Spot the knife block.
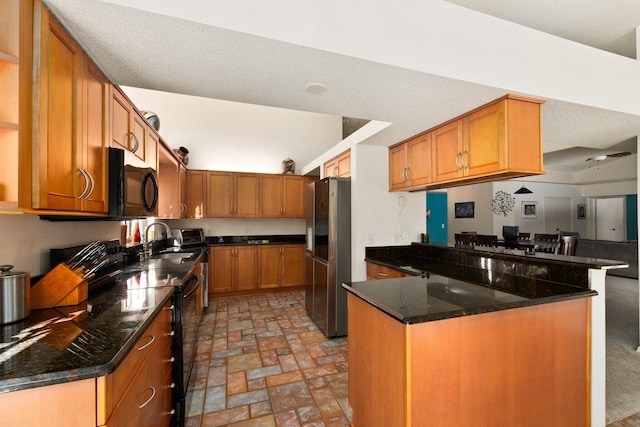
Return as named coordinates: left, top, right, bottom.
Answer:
left=31, top=263, right=89, bottom=309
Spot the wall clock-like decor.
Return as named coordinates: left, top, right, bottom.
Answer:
left=492, top=190, right=516, bottom=216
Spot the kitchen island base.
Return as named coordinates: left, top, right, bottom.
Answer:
left=348, top=293, right=591, bottom=427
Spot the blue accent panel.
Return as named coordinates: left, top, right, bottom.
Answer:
left=626, top=194, right=637, bottom=241
left=426, top=192, right=448, bottom=244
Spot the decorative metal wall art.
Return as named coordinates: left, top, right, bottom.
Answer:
left=492, top=191, right=516, bottom=216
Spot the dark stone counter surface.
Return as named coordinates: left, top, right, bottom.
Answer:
left=342, top=242, right=621, bottom=324
left=0, top=250, right=204, bottom=394
left=206, top=234, right=304, bottom=246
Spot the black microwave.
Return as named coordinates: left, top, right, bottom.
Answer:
left=108, top=147, right=158, bottom=218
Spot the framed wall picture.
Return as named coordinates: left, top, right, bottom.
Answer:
left=577, top=204, right=586, bottom=219
left=522, top=201, right=537, bottom=219
left=454, top=201, right=475, bottom=218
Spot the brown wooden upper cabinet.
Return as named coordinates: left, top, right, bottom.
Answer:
left=390, top=94, right=545, bottom=191
left=157, top=142, right=181, bottom=218
left=260, top=175, right=306, bottom=218
left=389, top=133, right=432, bottom=191
left=111, top=86, right=157, bottom=168
left=324, top=149, right=351, bottom=178
left=32, top=5, right=108, bottom=213
left=182, top=168, right=205, bottom=218
left=207, top=171, right=259, bottom=218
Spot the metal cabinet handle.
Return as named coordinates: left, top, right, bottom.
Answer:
left=378, top=272, right=389, bottom=277
left=129, top=132, right=140, bottom=153
left=137, top=334, right=155, bottom=351
left=406, top=167, right=410, bottom=182
left=77, top=169, right=89, bottom=199
left=455, top=153, right=461, bottom=171
left=167, top=305, right=175, bottom=311
left=463, top=150, right=469, bottom=169
left=139, top=386, right=156, bottom=409
left=169, top=356, right=175, bottom=363
left=85, top=170, right=95, bottom=199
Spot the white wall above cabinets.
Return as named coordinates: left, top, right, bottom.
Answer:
left=121, top=86, right=342, bottom=174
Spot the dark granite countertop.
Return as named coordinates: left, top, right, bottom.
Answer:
left=345, top=242, right=606, bottom=324
left=344, top=274, right=595, bottom=325
left=206, top=234, right=304, bottom=246
left=0, top=250, right=205, bottom=394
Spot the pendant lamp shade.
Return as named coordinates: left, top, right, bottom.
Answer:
left=514, top=183, right=533, bottom=194
left=514, top=186, right=533, bottom=194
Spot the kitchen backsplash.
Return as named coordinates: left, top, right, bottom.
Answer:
left=0, top=215, right=306, bottom=276
left=0, top=215, right=120, bottom=276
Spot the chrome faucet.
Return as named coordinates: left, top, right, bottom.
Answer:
left=144, top=221, right=172, bottom=256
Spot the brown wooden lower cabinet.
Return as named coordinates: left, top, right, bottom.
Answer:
left=0, top=301, right=173, bottom=427
left=258, top=244, right=306, bottom=289
left=209, top=246, right=258, bottom=293
left=348, top=293, right=590, bottom=427
left=209, top=244, right=306, bottom=295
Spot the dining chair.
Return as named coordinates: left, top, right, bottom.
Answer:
left=476, top=234, right=498, bottom=247
left=517, top=232, right=530, bottom=240
left=533, top=233, right=560, bottom=253
left=558, top=234, right=579, bottom=256
left=455, top=233, right=476, bottom=247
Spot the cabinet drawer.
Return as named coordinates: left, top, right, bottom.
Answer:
left=366, top=263, right=412, bottom=280
left=97, top=302, right=173, bottom=425
left=105, top=319, right=173, bottom=427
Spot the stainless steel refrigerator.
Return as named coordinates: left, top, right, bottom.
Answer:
left=305, top=177, right=351, bottom=337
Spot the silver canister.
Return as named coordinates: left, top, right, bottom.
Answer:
left=0, top=265, right=31, bottom=324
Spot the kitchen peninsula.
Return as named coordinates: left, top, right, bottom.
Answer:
left=344, top=243, right=628, bottom=427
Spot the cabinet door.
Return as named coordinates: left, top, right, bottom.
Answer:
left=282, top=244, right=305, bottom=287
left=111, top=88, right=133, bottom=152
left=464, top=100, right=505, bottom=177
left=324, top=159, right=337, bottom=178
left=260, top=174, right=283, bottom=217
left=185, top=170, right=206, bottom=218
left=234, top=173, right=259, bottom=217
left=407, top=133, right=431, bottom=187
left=207, top=171, right=233, bottom=217
left=235, top=246, right=258, bottom=291
left=146, top=128, right=159, bottom=171
left=131, top=112, right=146, bottom=163
left=282, top=175, right=305, bottom=218
left=209, top=247, right=233, bottom=292
left=336, top=151, right=351, bottom=177
left=432, top=119, right=464, bottom=182
left=157, top=143, right=180, bottom=218
left=35, top=8, right=82, bottom=211
left=179, top=163, right=186, bottom=217
left=258, top=246, right=282, bottom=289
left=81, top=58, right=108, bottom=213
left=388, top=143, right=408, bottom=190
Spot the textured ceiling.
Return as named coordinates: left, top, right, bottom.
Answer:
left=447, top=0, right=639, bottom=59
left=41, top=0, right=640, bottom=182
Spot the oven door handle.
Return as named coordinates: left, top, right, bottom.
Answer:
left=182, top=274, right=200, bottom=299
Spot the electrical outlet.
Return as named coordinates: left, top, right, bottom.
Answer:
left=401, top=232, right=408, bottom=240
left=398, top=195, right=406, bottom=207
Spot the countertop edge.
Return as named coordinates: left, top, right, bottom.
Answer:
left=342, top=282, right=597, bottom=325
left=0, top=286, right=174, bottom=394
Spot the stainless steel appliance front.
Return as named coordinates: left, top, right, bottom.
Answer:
left=305, top=177, right=351, bottom=337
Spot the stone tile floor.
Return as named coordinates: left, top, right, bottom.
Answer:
left=185, top=290, right=352, bottom=427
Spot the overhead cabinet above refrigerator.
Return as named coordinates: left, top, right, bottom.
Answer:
left=305, top=177, right=351, bottom=337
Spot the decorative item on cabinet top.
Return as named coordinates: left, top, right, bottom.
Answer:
left=282, top=158, right=295, bottom=174
left=141, top=110, right=160, bottom=131
left=173, top=146, right=189, bottom=165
